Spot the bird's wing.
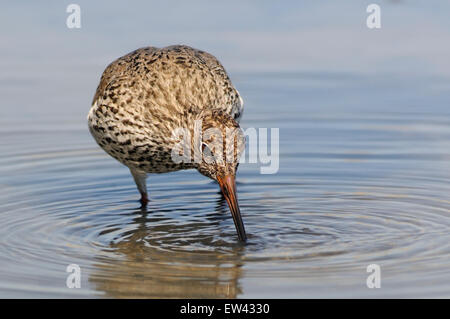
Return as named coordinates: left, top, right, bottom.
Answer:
left=92, top=47, right=159, bottom=105
left=93, top=45, right=244, bottom=122
left=192, top=47, right=244, bottom=122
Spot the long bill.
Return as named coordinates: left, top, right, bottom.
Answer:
left=217, top=174, right=247, bottom=242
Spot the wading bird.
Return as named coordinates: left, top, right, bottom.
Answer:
left=87, top=45, right=247, bottom=241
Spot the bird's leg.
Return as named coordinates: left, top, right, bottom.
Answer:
left=130, top=168, right=149, bottom=206
left=139, top=192, right=149, bottom=206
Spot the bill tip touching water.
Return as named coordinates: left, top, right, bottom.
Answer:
left=87, top=45, right=247, bottom=241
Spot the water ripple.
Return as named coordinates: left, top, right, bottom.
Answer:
left=1, top=124, right=450, bottom=298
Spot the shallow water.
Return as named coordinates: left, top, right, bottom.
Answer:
left=2, top=1, right=450, bottom=298
left=1, top=71, right=450, bottom=298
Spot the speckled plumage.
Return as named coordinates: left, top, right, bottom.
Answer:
left=88, top=45, right=244, bottom=173
left=88, top=45, right=247, bottom=240
left=89, top=45, right=246, bottom=187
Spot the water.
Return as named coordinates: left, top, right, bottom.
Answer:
left=1, top=1, right=450, bottom=298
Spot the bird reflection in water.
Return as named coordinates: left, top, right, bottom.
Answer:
left=89, top=195, right=245, bottom=298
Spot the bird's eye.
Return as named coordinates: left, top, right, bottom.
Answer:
left=202, top=142, right=216, bottom=164
left=201, top=142, right=211, bottom=158
left=201, top=142, right=208, bottom=153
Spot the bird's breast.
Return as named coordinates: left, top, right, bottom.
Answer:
left=88, top=100, right=193, bottom=173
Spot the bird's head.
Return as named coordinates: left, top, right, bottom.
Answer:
left=195, top=110, right=247, bottom=241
